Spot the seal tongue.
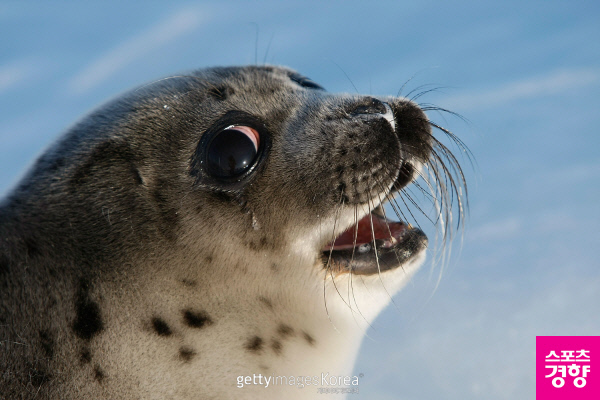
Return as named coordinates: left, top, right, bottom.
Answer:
left=324, top=213, right=406, bottom=251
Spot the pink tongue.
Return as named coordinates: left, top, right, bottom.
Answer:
left=324, top=213, right=406, bottom=251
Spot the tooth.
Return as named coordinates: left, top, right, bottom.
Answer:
left=358, top=244, right=371, bottom=253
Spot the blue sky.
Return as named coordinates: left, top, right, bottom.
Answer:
left=1, top=1, right=599, bottom=398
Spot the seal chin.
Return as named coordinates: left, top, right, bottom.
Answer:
left=321, top=205, right=428, bottom=275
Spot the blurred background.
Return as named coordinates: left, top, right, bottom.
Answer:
left=1, top=1, right=598, bottom=398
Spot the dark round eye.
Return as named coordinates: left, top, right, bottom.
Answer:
left=206, top=125, right=260, bottom=178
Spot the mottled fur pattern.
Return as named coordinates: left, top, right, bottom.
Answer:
left=0, top=66, right=463, bottom=399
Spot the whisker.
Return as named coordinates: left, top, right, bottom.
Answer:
left=396, top=68, right=436, bottom=97
left=323, top=191, right=346, bottom=329
left=331, top=61, right=360, bottom=94
left=325, top=192, right=361, bottom=320
left=403, top=83, right=441, bottom=100
left=429, top=121, right=475, bottom=167
left=373, top=179, right=408, bottom=275
left=419, top=105, right=471, bottom=125
left=262, top=33, right=275, bottom=65
left=408, top=86, right=449, bottom=103
left=379, top=165, right=430, bottom=231
left=347, top=204, right=375, bottom=328
left=346, top=205, right=358, bottom=312
left=366, top=183, right=397, bottom=307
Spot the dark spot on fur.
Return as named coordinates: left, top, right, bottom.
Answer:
left=80, top=348, right=92, bottom=364
left=151, top=317, right=172, bottom=336
left=180, top=279, right=197, bottom=287
left=302, top=331, right=316, bottom=346
left=73, top=300, right=103, bottom=340
left=204, top=255, right=213, bottom=264
left=259, top=364, right=270, bottom=372
left=183, top=309, right=213, bottom=329
left=271, top=338, right=282, bottom=355
left=245, top=336, right=263, bottom=353
left=73, top=279, right=104, bottom=340
left=258, top=296, right=273, bottom=310
left=270, top=263, right=279, bottom=272
left=39, top=330, right=54, bottom=359
left=24, top=236, right=41, bottom=258
left=277, top=324, right=294, bottom=338
left=94, top=365, right=105, bottom=382
left=179, top=347, right=196, bottom=362
left=247, top=236, right=272, bottom=252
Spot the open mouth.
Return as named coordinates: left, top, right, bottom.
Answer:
left=322, top=205, right=428, bottom=275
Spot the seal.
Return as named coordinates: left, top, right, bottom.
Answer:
left=0, top=65, right=466, bottom=399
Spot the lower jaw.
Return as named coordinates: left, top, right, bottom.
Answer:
left=321, top=211, right=428, bottom=276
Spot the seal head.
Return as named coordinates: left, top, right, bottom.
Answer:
left=0, top=65, right=466, bottom=399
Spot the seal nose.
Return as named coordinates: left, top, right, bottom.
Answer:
left=349, top=97, right=396, bottom=132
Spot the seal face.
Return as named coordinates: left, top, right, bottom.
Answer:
left=0, top=65, right=466, bottom=399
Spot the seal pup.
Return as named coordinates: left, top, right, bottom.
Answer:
left=0, top=65, right=466, bottom=399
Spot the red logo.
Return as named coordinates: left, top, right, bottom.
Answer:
left=536, top=336, right=598, bottom=399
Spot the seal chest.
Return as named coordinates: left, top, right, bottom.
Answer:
left=0, top=65, right=465, bottom=399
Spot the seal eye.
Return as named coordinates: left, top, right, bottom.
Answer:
left=190, top=110, right=270, bottom=188
left=206, top=126, right=260, bottom=178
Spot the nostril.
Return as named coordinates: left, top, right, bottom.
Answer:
left=349, top=97, right=387, bottom=115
